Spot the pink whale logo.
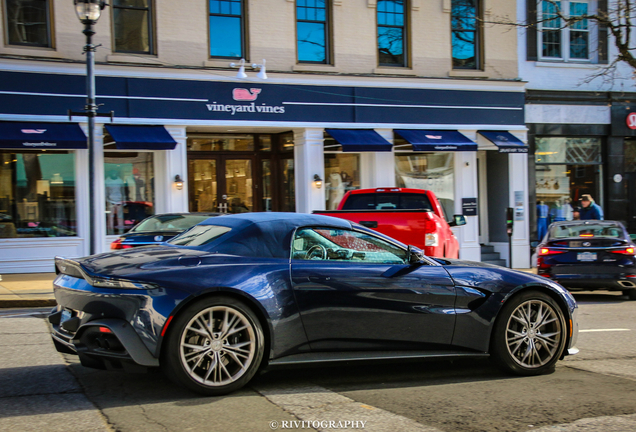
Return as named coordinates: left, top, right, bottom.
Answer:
left=232, top=88, right=262, bottom=101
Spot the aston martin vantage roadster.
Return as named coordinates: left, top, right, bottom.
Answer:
left=49, top=213, right=579, bottom=395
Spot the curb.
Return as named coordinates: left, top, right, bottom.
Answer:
left=0, top=299, right=57, bottom=309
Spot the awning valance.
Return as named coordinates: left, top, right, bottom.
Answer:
left=479, top=131, right=528, bottom=153
left=394, top=130, right=477, bottom=151
left=104, top=125, right=177, bottom=150
left=325, top=129, right=392, bottom=152
left=0, top=121, right=87, bottom=150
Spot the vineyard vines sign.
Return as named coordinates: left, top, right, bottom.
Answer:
left=205, top=88, right=285, bottom=115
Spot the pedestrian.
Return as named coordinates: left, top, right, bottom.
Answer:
left=578, top=194, right=604, bottom=220
left=572, top=206, right=581, bottom=221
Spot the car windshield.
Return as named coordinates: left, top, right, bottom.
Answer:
left=168, top=225, right=231, bottom=246
left=550, top=223, right=624, bottom=239
left=131, top=214, right=213, bottom=233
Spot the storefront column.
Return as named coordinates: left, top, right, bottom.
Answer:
left=360, top=129, right=395, bottom=188
left=509, top=152, right=531, bottom=268
left=453, top=151, right=480, bottom=261
left=294, top=128, right=325, bottom=213
left=155, top=126, right=188, bottom=213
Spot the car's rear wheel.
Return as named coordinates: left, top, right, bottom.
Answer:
left=623, top=289, right=636, bottom=301
left=491, top=290, right=567, bottom=375
left=162, top=296, right=264, bottom=395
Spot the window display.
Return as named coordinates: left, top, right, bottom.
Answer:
left=0, top=151, right=76, bottom=238
left=395, top=153, right=455, bottom=222
left=324, top=154, right=360, bottom=210
left=104, top=152, right=154, bottom=235
left=535, top=137, right=602, bottom=231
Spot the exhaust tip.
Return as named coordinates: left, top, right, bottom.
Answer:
left=618, top=280, right=636, bottom=288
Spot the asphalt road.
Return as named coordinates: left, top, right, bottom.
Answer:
left=1, top=292, right=636, bottom=432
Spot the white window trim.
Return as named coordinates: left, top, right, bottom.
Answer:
left=538, top=0, right=598, bottom=63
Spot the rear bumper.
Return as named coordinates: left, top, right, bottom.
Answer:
left=48, top=273, right=188, bottom=370
left=547, top=274, right=636, bottom=291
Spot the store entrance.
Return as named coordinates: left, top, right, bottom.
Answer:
left=189, top=157, right=254, bottom=214
left=187, top=132, right=295, bottom=213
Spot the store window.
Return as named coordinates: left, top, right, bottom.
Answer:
left=0, top=151, right=76, bottom=238
left=324, top=154, right=360, bottom=210
left=104, top=152, right=154, bottom=235
left=112, top=0, right=153, bottom=54
left=535, top=137, right=602, bottom=234
left=377, top=0, right=407, bottom=66
left=296, top=0, right=329, bottom=63
left=5, top=0, right=52, bottom=47
left=395, top=152, right=455, bottom=222
left=209, top=0, right=244, bottom=58
left=451, top=0, right=480, bottom=69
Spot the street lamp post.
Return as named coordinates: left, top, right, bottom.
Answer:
left=74, top=0, right=107, bottom=255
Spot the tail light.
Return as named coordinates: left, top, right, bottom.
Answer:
left=610, top=247, right=635, bottom=255
left=539, top=248, right=566, bottom=256
left=425, top=232, right=439, bottom=247
left=110, top=238, right=133, bottom=250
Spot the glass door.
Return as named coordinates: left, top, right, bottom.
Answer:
left=188, top=157, right=253, bottom=213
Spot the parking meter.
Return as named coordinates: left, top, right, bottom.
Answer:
left=506, top=207, right=514, bottom=268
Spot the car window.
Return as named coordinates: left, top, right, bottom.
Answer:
left=550, top=223, right=624, bottom=239
left=168, top=225, right=231, bottom=246
left=292, top=227, right=407, bottom=264
left=133, top=214, right=213, bottom=232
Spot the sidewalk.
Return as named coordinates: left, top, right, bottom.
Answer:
left=0, top=267, right=537, bottom=309
left=0, top=273, right=57, bottom=308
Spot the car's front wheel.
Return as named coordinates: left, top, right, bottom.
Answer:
left=491, top=290, right=567, bottom=375
left=162, top=296, right=265, bottom=395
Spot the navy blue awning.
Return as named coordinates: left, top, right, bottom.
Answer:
left=479, top=131, right=528, bottom=153
left=105, top=125, right=177, bottom=150
left=0, top=121, right=87, bottom=149
left=325, top=129, right=392, bottom=152
left=394, top=130, right=477, bottom=151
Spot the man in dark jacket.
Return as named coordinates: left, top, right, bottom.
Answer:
left=579, top=194, right=604, bottom=220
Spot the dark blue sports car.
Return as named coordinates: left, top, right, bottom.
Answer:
left=537, top=220, right=636, bottom=299
left=49, top=213, right=579, bottom=395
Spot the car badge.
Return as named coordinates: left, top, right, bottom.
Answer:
left=154, top=235, right=164, bottom=242
left=583, top=242, right=591, bottom=247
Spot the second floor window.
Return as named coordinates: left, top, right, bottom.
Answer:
left=112, top=0, right=153, bottom=54
left=209, top=0, right=244, bottom=59
left=377, top=0, right=406, bottom=67
left=296, top=0, right=329, bottom=63
left=5, top=0, right=51, bottom=47
left=451, top=0, right=480, bottom=69
left=540, top=0, right=589, bottom=60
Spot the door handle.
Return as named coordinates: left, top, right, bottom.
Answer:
left=359, top=221, right=378, bottom=228
left=309, top=276, right=330, bottom=281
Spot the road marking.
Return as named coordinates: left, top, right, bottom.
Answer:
left=579, top=329, right=631, bottom=333
left=256, top=384, right=442, bottom=431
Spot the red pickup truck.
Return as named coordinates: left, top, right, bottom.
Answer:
left=314, top=188, right=466, bottom=258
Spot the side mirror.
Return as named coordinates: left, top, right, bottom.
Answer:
left=407, top=245, right=423, bottom=265
left=449, top=214, right=466, bottom=227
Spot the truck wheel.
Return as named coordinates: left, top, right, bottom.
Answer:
left=491, top=290, right=567, bottom=376
left=162, top=296, right=265, bottom=395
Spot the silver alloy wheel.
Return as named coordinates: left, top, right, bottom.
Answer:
left=505, top=299, right=562, bottom=369
left=179, top=306, right=256, bottom=386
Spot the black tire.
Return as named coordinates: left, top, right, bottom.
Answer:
left=623, top=289, right=636, bottom=301
left=162, top=296, right=265, bottom=396
left=491, top=290, right=567, bottom=376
